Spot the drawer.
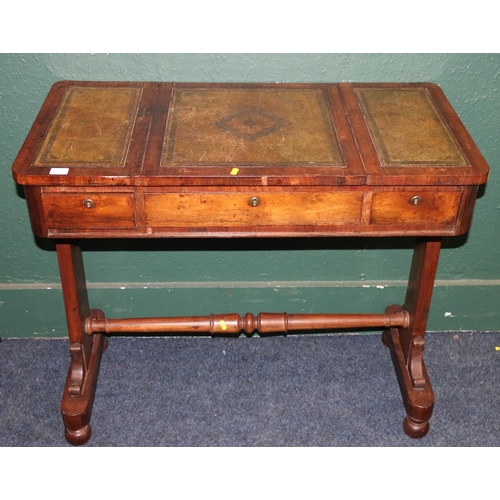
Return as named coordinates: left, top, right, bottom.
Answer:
left=41, top=193, right=136, bottom=229
left=370, top=191, right=462, bottom=225
left=144, top=192, right=362, bottom=227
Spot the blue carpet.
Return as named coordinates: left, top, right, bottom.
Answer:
left=1, top=331, right=499, bottom=446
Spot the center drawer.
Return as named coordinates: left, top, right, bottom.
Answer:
left=144, top=192, right=362, bottom=227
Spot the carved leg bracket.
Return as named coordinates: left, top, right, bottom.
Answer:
left=67, top=343, right=85, bottom=396
left=383, top=321, right=434, bottom=438
left=60, top=327, right=107, bottom=446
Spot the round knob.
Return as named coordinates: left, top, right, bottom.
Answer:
left=408, top=196, right=422, bottom=206
left=82, top=199, right=95, bottom=209
left=248, top=196, right=261, bottom=207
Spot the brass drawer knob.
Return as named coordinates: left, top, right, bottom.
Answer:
left=248, top=196, right=261, bottom=207
left=409, top=195, right=422, bottom=206
left=82, top=199, right=95, bottom=209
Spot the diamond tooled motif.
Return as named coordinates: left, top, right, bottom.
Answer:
left=213, top=107, right=291, bottom=141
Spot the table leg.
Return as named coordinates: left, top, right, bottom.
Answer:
left=57, top=243, right=107, bottom=446
left=54, top=238, right=441, bottom=443
left=383, top=237, right=442, bottom=438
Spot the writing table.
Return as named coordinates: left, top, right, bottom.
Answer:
left=12, top=81, right=489, bottom=445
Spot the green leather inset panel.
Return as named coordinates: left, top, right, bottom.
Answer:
left=34, top=86, right=141, bottom=167
left=162, top=88, right=344, bottom=167
left=355, top=88, right=469, bottom=167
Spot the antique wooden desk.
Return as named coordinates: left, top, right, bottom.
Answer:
left=12, top=81, right=489, bottom=445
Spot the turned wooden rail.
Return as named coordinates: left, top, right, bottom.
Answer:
left=85, top=310, right=410, bottom=335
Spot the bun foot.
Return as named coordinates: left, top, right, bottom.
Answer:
left=403, top=416, right=429, bottom=439
left=65, top=424, right=92, bottom=446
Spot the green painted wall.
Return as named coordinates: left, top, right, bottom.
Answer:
left=1, top=53, right=499, bottom=337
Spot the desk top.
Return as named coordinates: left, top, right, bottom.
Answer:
left=12, top=81, right=489, bottom=188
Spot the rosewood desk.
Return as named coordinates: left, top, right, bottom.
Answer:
left=12, top=81, right=489, bottom=445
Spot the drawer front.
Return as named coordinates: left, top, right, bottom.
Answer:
left=144, top=192, right=362, bottom=227
left=42, top=193, right=136, bottom=229
left=370, top=191, right=462, bottom=225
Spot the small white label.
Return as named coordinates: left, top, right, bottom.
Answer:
left=49, top=167, right=69, bottom=175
